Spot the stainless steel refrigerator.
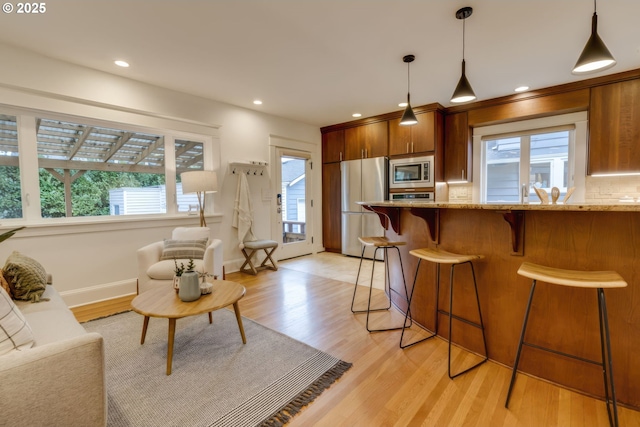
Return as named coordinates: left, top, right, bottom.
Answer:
left=341, top=156, right=387, bottom=259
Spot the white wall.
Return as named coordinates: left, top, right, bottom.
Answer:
left=0, top=43, right=323, bottom=306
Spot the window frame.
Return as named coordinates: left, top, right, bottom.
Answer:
left=472, top=112, right=588, bottom=204
left=0, top=104, right=218, bottom=224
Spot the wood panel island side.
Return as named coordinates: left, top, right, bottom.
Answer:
left=360, top=201, right=640, bottom=409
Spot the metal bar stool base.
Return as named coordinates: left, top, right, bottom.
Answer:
left=350, top=237, right=410, bottom=333
left=400, top=249, right=488, bottom=380
left=504, top=262, right=626, bottom=427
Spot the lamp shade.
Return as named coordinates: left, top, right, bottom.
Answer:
left=451, top=61, right=476, bottom=104
left=181, top=170, right=218, bottom=194
left=572, top=13, right=616, bottom=74
left=400, top=96, right=418, bottom=126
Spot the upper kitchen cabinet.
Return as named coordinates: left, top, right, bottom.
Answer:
left=322, top=129, right=345, bottom=164
left=344, top=121, right=388, bottom=160
left=589, top=79, right=640, bottom=174
left=389, top=111, right=442, bottom=156
left=444, top=111, right=472, bottom=182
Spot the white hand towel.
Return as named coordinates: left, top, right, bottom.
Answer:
left=232, top=172, right=256, bottom=248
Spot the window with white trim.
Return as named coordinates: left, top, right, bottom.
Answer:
left=473, top=112, right=587, bottom=204
left=0, top=109, right=213, bottom=221
left=0, top=114, right=21, bottom=219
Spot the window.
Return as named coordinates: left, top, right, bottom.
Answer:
left=36, top=118, right=167, bottom=217
left=473, top=112, right=587, bottom=204
left=0, top=114, right=21, bottom=219
left=175, top=139, right=204, bottom=213
left=0, top=107, right=216, bottom=222
left=484, top=130, right=570, bottom=203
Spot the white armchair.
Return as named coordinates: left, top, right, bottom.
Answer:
left=137, top=227, right=223, bottom=294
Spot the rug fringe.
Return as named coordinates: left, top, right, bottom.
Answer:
left=259, top=360, right=352, bottom=427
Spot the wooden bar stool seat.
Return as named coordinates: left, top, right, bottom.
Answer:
left=240, top=240, right=279, bottom=275
left=505, top=261, right=627, bottom=427
left=400, top=247, right=488, bottom=379
left=350, top=236, right=410, bottom=333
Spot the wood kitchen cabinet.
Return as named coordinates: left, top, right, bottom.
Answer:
left=344, top=121, right=388, bottom=160
left=322, top=129, right=344, bottom=163
left=322, top=162, right=342, bottom=252
left=444, top=111, right=472, bottom=182
left=589, top=79, right=640, bottom=174
left=388, top=111, right=441, bottom=156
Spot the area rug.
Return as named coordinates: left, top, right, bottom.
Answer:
left=83, top=310, right=351, bottom=427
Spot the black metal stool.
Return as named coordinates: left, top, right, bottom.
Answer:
left=400, top=247, right=488, bottom=379
left=505, top=261, right=627, bottom=427
left=350, top=236, right=410, bottom=333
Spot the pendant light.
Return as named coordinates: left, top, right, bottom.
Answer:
left=572, top=0, right=616, bottom=74
left=399, top=54, right=418, bottom=126
left=450, top=7, right=476, bottom=104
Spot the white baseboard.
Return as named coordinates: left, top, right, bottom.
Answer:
left=61, top=279, right=137, bottom=308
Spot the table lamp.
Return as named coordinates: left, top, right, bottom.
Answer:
left=180, top=170, right=218, bottom=227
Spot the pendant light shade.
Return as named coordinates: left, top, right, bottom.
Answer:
left=399, top=54, right=418, bottom=126
left=572, top=2, right=616, bottom=74
left=451, top=7, right=476, bottom=104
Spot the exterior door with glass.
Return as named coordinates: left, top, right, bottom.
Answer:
left=275, top=148, right=312, bottom=260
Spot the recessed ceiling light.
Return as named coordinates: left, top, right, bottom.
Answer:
left=253, top=100, right=263, bottom=105
left=398, top=102, right=408, bottom=108
left=352, top=113, right=362, bottom=118
left=515, top=86, right=529, bottom=92
left=114, top=60, right=130, bottom=68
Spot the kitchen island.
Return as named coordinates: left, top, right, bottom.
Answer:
left=360, top=201, right=640, bottom=409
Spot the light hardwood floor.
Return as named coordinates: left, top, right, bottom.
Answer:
left=74, top=252, right=640, bottom=427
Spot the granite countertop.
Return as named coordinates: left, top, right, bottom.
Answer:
left=358, top=201, right=640, bottom=212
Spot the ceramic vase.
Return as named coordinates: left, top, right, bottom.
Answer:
left=178, top=270, right=201, bottom=302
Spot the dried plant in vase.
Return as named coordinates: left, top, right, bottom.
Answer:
left=173, top=258, right=195, bottom=292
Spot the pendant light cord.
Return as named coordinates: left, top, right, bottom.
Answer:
left=407, top=61, right=411, bottom=98
left=462, top=17, right=466, bottom=61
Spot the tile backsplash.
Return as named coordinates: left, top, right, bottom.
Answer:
left=443, top=175, right=640, bottom=204
left=584, top=175, right=640, bottom=203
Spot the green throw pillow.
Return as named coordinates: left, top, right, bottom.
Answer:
left=3, top=251, right=48, bottom=303
left=159, top=238, right=207, bottom=261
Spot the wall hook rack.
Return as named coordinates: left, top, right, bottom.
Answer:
left=229, top=161, right=268, bottom=177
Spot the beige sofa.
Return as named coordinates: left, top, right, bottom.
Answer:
left=0, top=285, right=107, bottom=427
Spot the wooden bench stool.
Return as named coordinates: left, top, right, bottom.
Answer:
left=505, top=262, right=627, bottom=427
left=400, top=247, right=488, bottom=379
left=240, top=240, right=279, bottom=275
left=350, top=236, right=410, bottom=333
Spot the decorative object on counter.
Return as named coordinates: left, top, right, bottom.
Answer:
left=180, top=170, right=218, bottom=227
left=178, top=270, right=201, bottom=302
left=451, top=7, right=477, bottom=103
left=551, top=187, right=560, bottom=204
left=399, top=54, right=418, bottom=126
left=533, top=186, right=549, bottom=204
left=564, top=186, right=576, bottom=203
left=572, top=0, right=616, bottom=74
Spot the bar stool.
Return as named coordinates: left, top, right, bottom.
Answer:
left=400, top=247, right=488, bottom=379
left=505, top=262, right=627, bottom=427
left=350, top=236, right=410, bottom=333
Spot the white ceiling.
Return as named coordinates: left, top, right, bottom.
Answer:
left=1, top=0, right=639, bottom=128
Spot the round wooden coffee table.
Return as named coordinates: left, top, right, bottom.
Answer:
left=131, top=280, right=247, bottom=375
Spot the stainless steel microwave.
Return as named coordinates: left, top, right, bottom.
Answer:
left=389, top=155, right=434, bottom=189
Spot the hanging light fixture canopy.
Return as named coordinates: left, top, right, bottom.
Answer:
left=572, top=0, right=616, bottom=74
left=450, top=6, right=477, bottom=104
left=399, top=54, right=418, bottom=126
